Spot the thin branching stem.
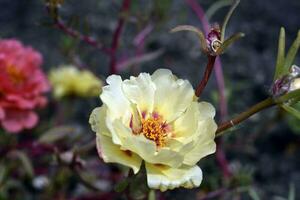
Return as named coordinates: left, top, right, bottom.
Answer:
left=217, top=89, right=300, bottom=135
left=216, top=97, right=276, bottom=136
left=46, top=6, right=111, bottom=55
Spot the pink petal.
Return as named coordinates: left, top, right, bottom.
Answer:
left=1, top=117, right=23, bottom=133
left=0, top=107, right=5, bottom=119
left=23, top=111, right=38, bottom=129
left=1, top=109, right=38, bottom=133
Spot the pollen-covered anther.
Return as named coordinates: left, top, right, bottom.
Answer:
left=141, top=116, right=168, bottom=147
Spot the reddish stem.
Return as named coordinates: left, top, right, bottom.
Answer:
left=195, top=56, right=216, bottom=97
left=109, top=0, right=131, bottom=74
left=186, top=0, right=231, bottom=178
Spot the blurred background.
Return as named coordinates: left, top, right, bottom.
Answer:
left=0, top=0, right=299, bottom=199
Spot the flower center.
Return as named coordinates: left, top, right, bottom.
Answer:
left=6, top=65, right=25, bottom=84
left=141, top=116, right=168, bottom=147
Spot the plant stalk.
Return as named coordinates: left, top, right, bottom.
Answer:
left=195, top=56, right=217, bottom=97
left=216, top=97, right=276, bottom=136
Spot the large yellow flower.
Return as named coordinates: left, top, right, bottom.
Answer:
left=49, top=65, right=102, bottom=98
left=89, top=69, right=217, bottom=191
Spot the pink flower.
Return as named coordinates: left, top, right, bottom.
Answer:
left=0, top=39, right=50, bottom=133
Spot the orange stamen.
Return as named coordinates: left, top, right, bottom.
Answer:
left=141, top=115, right=167, bottom=147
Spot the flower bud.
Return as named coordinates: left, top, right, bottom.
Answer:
left=206, top=25, right=222, bottom=55
left=271, top=65, right=300, bottom=96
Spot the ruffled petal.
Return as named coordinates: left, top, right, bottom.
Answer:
left=1, top=109, right=38, bottom=133
left=100, top=75, right=131, bottom=123
left=89, top=106, right=110, bottom=137
left=146, top=163, right=202, bottom=192
left=96, top=134, right=142, bottom=174
left=23, top=111, right=38, bottom=129
left=151, top=69, right=194, bottom=122
left=173, top=102, right=199, bottom=140
left=183, top=118, right=217, bottom=166
left=122, top=73, right=156, bottom=114
left=198, top=102, right=216, bottom=120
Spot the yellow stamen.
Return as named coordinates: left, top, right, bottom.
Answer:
left=141, top=116, right=167, bottom=147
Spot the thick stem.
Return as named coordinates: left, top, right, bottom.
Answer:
left=195, top=56, right=216, bottom=97
left=109, top=0, right=131, bottom=74
left=216, top=97, right=276, bottom=136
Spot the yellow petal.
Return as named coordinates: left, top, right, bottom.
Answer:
left=96, top=134, right=142, bottom=174
left=151, top=69, right=194, bottom=122
left=198, top=101, right=216, bottom=120
left=145, top=163, right=202, bottom=192
left=89, top=106, right=110, bottom=137
left=173, top=102, right=199, bottom=139
left=75, top=71, right=102, bottom=97
left=183, top=118, right=217, bottom=166
left=122, top=73, right=156, bottom=113
left=100, top=75, right=131, bottom=123
left=49, top=66, right=102, bottom=98
left=173, top=101, right=216, bottom=142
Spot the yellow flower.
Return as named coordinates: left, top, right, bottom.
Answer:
left=89, top=69, right=217, bottom=191
left=49, top=65, right=102, bottom=98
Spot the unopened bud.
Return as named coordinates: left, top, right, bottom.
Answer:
left=206, top=25, right=221, bottom=55
left=271, top=65, right=300, bottom=96
left=271, top=75, right=291, bottom=97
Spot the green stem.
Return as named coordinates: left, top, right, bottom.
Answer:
left=216, top=97, right=276, bottom=136
left=216, top=89, right=300, bottom=136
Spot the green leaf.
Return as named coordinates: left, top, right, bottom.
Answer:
left=274, top=27, right=286, bottom=80
left=0, top=165, right=6, bottom=185
left=170, top=25, right=207, bottom=51
left=284, top=30, right=300, bottom=71
left=216, top=32, right=245, bottom=54
left=114, top=179, right=129, bottom=193
left=13, top=151, right=34, bottom=178
left=248, top=188, right=261, bottom=200
left=281, top=104, right=300, bottom=120
left=148, top=190, right=156, bottom=200
left=288, top=183, right=295, bottom=200
left=39, top=125, right=80, bottom=143
left=221, top=0, right=240, bottom=41
left=286, top=102, right=300, bottom=133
